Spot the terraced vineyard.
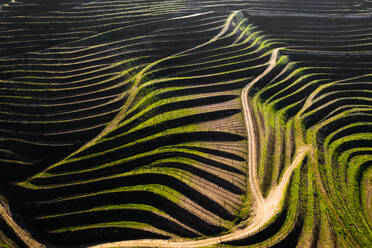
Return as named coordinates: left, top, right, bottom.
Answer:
left=0, top=1, right=371, bottom=247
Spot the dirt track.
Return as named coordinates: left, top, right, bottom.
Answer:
left=88, top=49, right=310, bottom=248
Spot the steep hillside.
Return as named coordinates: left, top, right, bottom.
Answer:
left=0, top=1, right=371, bottom=247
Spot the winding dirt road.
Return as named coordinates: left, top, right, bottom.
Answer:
left=241, top=48, right=309, bottom=235
left=88, top=49, right=309, bottom=248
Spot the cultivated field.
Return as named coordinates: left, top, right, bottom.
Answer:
left=0, top=1, right=371, bottom=247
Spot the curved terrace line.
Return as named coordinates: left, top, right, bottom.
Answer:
left=87, top=49, right=310, bottom=248
left=0, top=199, right=45, bottom=248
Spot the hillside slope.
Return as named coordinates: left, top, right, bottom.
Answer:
left=0, top=1, right=371, bottom=247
